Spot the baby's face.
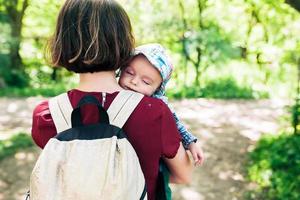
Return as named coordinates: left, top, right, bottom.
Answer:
left=119, top=55, right=162, bottom=96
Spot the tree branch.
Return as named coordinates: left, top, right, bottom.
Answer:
left=20, top=0, right=29, bottom=22
left=285, top=0, right=300, bottom=12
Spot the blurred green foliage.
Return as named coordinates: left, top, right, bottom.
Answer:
left=246, top=133, right=300, bottom=200
left=0, top=0, right=299, bottom=98
left=0, top=2, right=299, bottom=198
left=0, top=83, right=67, bottom=97
left=0, top=133, right=34, bottom=161
left=123, top=0, right=299, bottom=96
left=201, top=77, right=268, bottom=99
left=168, top=77, right=268, bottom=99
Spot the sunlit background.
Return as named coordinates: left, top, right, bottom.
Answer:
left=0, top=0, right=300, bottom=200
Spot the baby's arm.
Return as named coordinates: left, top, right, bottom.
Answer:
left=156, top=95, right=204, bottom=165
left=173, top=113, right=204, bottom=165
left=156, top=95, right=197, bottom=148
left=172, top=112, right=197, bottom=149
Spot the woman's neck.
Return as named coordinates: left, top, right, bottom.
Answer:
left=77, top=71, right=123, bottom=93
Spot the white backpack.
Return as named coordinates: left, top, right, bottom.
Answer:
left=28, top=90, right=147, bottom=200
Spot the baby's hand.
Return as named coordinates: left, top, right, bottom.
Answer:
left=188, top=142, right=204, bottom=166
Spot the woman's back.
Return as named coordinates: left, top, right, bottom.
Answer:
left=32, top=89, right=181, bottom=200
left=32, top=0, right=192, bottom=199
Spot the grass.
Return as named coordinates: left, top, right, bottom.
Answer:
left=0, top=133, right=34, bottom=161
left=168, top=77, right=269, bottom=100
left=246, top=132, right=300, bottom=200
left=0, top=84, right=68, bottom=97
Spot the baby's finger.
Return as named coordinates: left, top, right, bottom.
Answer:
left=191, top=151, right=198, bottom=161
left=194, top=159, right=201, bottom=166
left=198, top=154, right=204, bottom=165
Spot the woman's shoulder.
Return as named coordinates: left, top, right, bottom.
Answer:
left=141, top=95, right=166, bottom=107
left=32, top=99, right=55, bottom=130
left=31, top=90, right=172, bottom=122
left=32, top=99, right=56, bottom=148
left=33, top=99, right=50, bottom=117
left=137, top=95, right=171, bottom=116
left=32, top=90, right=169, bottom=115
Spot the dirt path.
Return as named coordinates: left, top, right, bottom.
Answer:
left=0, top=97, right=290, bottom=200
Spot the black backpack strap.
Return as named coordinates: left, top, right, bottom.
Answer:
left=71, top=95, right=109, bottom=127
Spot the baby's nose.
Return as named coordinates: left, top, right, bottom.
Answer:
left=131, top=77, right=139, bottom=85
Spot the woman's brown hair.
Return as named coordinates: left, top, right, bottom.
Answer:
left=49, top=0, right=134, bottom=73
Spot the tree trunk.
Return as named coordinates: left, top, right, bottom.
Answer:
left=9, top=21, right=23, bottom=70
left=178, top=0, right=207, bottom=87
left=294, top=58, right=300, bottom=134
left=3, top=0, right=30, bottom=86
left=51, top=68, right=58, bottom=81
left=178, top=0, right=189, bottom=86
left=194, top=47, right=201, bottom=86
left=195, top=0, right=206, bottom=85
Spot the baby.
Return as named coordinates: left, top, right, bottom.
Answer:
left=119, top=43, right=204, bottom=165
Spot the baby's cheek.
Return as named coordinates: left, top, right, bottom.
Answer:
left=144, top=88, right=156, bottom=97
left=118, top=77, right=126, bottom=87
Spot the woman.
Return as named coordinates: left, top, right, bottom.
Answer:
left=31, top=0, right=193, bottom=199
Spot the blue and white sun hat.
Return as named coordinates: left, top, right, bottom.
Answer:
left=133, top=43, right=174, bottom=97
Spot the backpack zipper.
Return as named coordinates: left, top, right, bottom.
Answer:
left=102, top=92, right=106, bottom=107
left=25, top=190, right=30, bottom=200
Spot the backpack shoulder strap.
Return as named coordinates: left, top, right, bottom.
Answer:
left=49, top=90, right=143, bottom=131
left=48, top=93, right=73, bottom=133
left=107, top=90, right=144, bottom=128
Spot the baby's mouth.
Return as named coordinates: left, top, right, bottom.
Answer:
left=124, top=86, right=139, bottom=93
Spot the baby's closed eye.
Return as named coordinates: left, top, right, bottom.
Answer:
left=143, top=80, right=151, bottom=85
left=125, top=70, right=134, bottom=75
left=142, top=78, right=153, bottom=85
